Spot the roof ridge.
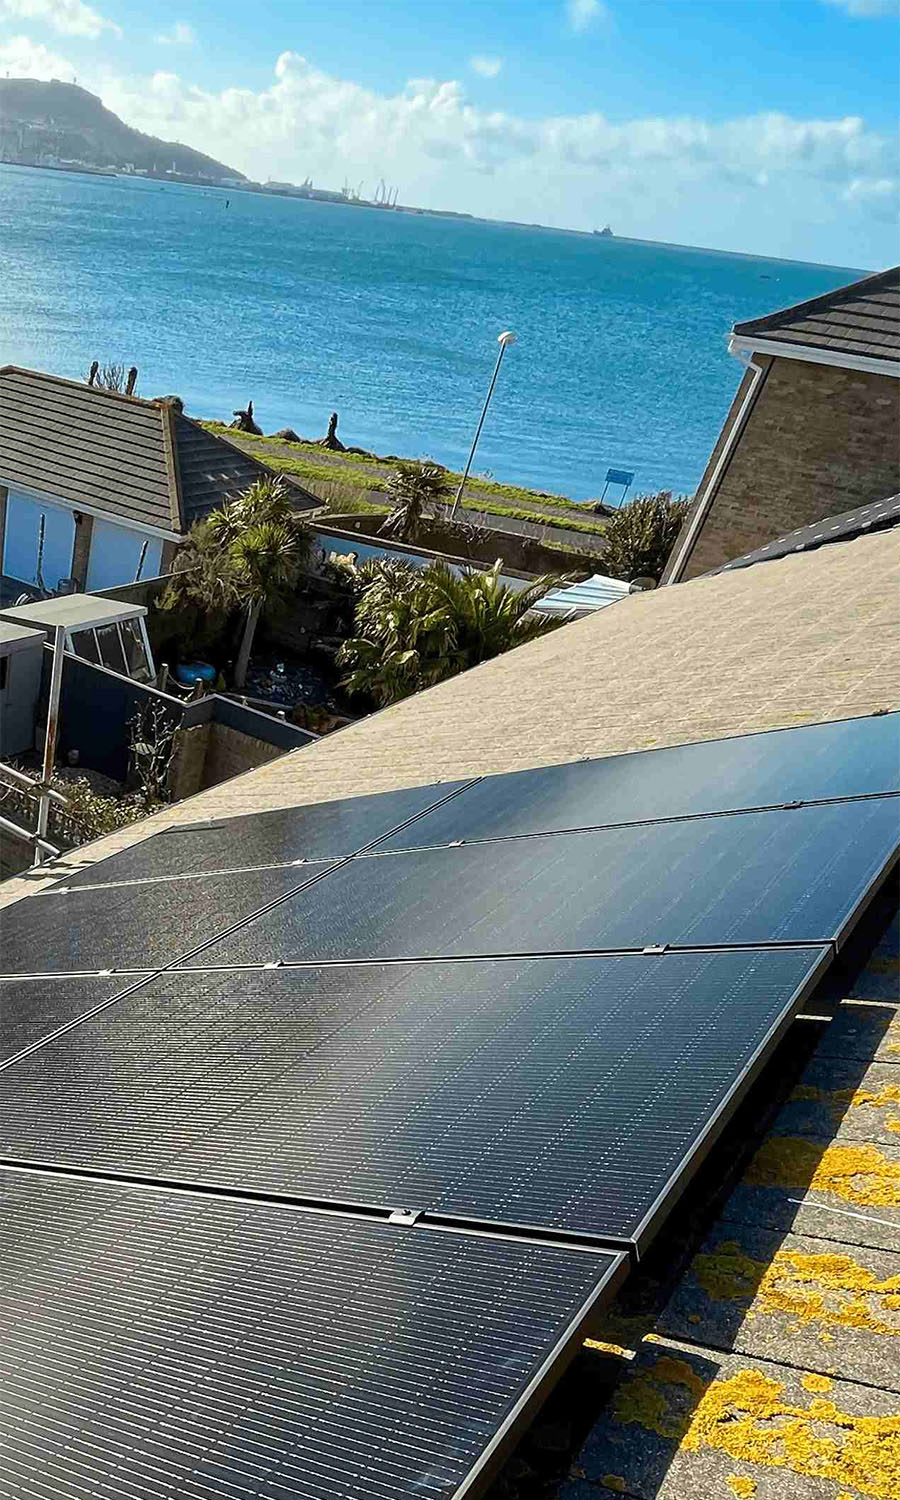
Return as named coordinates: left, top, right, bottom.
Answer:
left=0, top=363, right=161, bottom=412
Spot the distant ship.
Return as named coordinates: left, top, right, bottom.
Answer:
left=593, top=225, right=613, bottom=238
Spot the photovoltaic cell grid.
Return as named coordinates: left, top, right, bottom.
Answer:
left=0, top=1169, right=625, bottom=1500
left=0, top=974, right=147, bottom=1064
left=0, top=862, right=338, bottom=976
left=189, top=798, right=899, bottom=968
left=44, top=778, right=475, bottom=890
left=375, top=712, right=900, bottom=850
left=0, top=950, right=829, bottom=1248
left=0, top=713, right=898, bottom=1500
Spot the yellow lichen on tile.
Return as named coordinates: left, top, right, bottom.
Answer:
left=790, top=1081, right=900, bottom=1128
left=613, top=1358, right=900, bottom=1498
left=600, top=1476, right=627, bottom=1494
left=585, top=1339, right=630, bottom=1357
left=691, top=1240, right=900, bottom=1338
left=744, top=1137, right=900, bottom=1207
left=801, top=1373, right=833, bottom=1392
left=725, top=1477, right=757, bottom=1498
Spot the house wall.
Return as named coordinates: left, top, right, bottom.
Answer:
left=666, top=358, right=900, bottom=581
left=1, top=483, right=173, bottom=593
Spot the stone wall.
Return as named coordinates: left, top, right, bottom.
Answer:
left=669, top=357, right=900, bottom=580
left=202, top=721, right=284, bottom=790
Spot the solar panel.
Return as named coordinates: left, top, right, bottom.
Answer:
left=0, top=864, right=337, bottom=977
left=47, top=779, right=474, bottom=890
left=0, top=1169, right=625, bottom=1500
left=0, top=974, right=148, bottom=1065
left=192, top=799, right=899, bottom=967
left=0, top=949, right=829, bottom=1249
left=375, top=715, right=900, bottom=850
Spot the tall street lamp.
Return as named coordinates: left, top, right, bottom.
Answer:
left=449, top=330, right=517, bottom=521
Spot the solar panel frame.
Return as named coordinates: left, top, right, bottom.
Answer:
left=0, top=1165, right=626, bottom=1500
left=0, top=948, right=832, bottom=1254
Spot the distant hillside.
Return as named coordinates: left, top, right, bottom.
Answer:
left=0, top=78, right=245, bottom=181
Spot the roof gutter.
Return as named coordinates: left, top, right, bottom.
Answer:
left=729, top=334, right=900, bottom=379
left=664, top=349, right=767, bottom=586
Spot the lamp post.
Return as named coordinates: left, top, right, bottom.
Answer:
left=449, top=330, right=517, bottom=521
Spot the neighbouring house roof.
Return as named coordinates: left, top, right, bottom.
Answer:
left=731, top=263, right=900, bottom=370
left=714, top=492, right=900, bottom=573
left=533, top=571, right=631, bottom=618
left=3, top=520, right=897, bottom=908
left=0, top=366, right=319, bottom=537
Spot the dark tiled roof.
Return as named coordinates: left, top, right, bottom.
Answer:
left=732, top=265, right=900, bottom=366
left=173, top=417, right=319, bottom=524
left=0, top=368, right=320, bottom=535
left=715, top=493, right=900, bottom=572
left=173, top=415, right=276, bottom=524
left=0, top=366, right=178, bottom=532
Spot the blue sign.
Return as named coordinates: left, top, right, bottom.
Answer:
left=605, top=468, right=635, bottom=487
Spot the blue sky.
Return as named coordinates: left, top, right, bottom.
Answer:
left=2, top=0, right=898, bottom=264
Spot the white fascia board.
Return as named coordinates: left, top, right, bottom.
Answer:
left=1, top=480, right=184, bottom=542
left=729, top=335, right=900, bottom=379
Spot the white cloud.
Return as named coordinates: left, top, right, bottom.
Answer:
left=470, top=54, right=502, bottom=78
left=566, top=0, right=608, bottom=32
left=820, top=0, right=898, bottom=15
left=0, top=31, right=75, bottom=76
left=0, top=0, right=120, bottom=39
left=4, top=43, right=886, bottom=259
left=155, top=21, right=196, bottom=46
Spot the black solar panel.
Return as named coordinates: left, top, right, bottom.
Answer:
left=49, top=780, right=473, bottom=890
left=0, top=1169, right=624, bottom=1500
left=193, top=799, right=898, bottom=966
left=376, top=715, right=900, bottom=850
left=0, top=863, right=337, bottom=977
left=0, top=974, right=148, bottom=1065
left=0, top=949, right=829, bottom=1248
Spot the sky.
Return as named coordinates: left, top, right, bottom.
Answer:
left=1, top=0, right=898, bottom=266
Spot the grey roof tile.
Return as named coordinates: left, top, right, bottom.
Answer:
left=733, top=265, right=900, bottom=365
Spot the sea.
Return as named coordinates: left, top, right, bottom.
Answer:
left=0, top=163, right=863, bottom=502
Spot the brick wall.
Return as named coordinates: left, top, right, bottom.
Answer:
left=70, top=513, right=93, bottom=587
left=671, top=358, right=900, bottom=580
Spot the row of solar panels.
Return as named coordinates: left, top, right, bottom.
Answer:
left=0, top=712, right=898, bottom=1500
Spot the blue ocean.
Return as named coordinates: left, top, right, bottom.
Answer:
left=0, top=164, right=861, bottom=501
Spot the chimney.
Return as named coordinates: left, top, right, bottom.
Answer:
left=126, top=366, right=138, bottom=396
left=87, top=360, right=98, bottom=387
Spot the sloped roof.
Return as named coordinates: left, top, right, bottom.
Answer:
left=732, top=264, right=900, bottom=368
left=0, top=367, right=319, bottom=535
left=0, top=366, right=179, bottom=533
left=715, top=492, right=900, bottom=572
left=3, top=521, right=897, bottom=909
left=172, top=413, right=315, bottom=524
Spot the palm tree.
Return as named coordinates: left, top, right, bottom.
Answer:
left=164, top=478, right=309, bottom=688
left=337, top=560, right=560, bottom=707
left=205, top=479, right=309, bottom=689
left=380, top=461, right=449, bottom=543
left=427, top=562, right=563, bottom=671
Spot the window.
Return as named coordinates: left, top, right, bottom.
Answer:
left=95, top=624, right=128, bottom=675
